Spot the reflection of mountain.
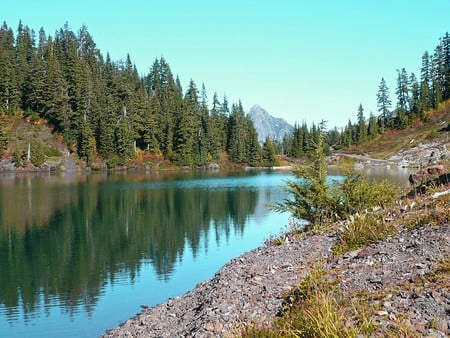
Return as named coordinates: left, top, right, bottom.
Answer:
left=0, top=173, right=273, bottom=319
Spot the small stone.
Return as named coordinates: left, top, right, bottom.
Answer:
left=204, top=322, right=215, bottom=332
left=437, top=319, right=448, bottom=332
left=215, top=322, right=223, bottom=333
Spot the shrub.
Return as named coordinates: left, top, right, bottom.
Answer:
left=30, top=141, right=46, bottom=166
left=339, top=171, right=399, bottom=217
left=333, top=214, right=395, bottom=255
left=271, top=122, right=342, bottom=230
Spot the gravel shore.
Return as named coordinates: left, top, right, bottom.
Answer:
left=103, top=196, right=450, bottom=337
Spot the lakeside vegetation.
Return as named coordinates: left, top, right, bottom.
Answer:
left=246, top=120, right=450, bottom=337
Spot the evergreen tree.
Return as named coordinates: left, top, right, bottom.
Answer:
left=114, top=109, right=135, bottom=164
left=208, top=92, right=226, bottom=159
left=78, top=117, right=96, bottom=165
left=173, top=79, right=200, bottom=166
left=441, top=32, right=450, bottom=100
left=419, top=51, right=433, bottom=115
left=367, top=112, right=379, bottom=140
left=0, top=22, right=19, bottom=114
left=376, top=77, right=392, bottom=132
left=245, top=115, right=261, bottom=166
left=431, top=44, right=444, bottom=105
left=395, top=68, right=410, bottom=115
left=15, top=21, right=36, bottom=111
left=261, top=137, right=277, bottom=166
left=409, top=73, right=420, bottom=120
left=356, top=104, right=367, bottom=144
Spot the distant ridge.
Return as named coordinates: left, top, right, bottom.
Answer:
left=248, top=104, right=294, bottom=143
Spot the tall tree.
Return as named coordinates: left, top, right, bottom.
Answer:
left=0, top=22, right=19, bottom=114
left=419, top=51, right=433, bottom=114
left=261, top=137, right=277, bottom=166
left=356, top=103, right=367, bottom=144
left=409, top=73, right=420, bottom=119
left=395, top=68, right=410, bottom=115
left=173, top=79, right=200, bottom=166
left=367, top=112, right=379, bottom=140
left=376, top=77, right=392, bottom=132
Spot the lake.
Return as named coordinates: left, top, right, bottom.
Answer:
left=0, top=170, right=300, bottom=337
left=0, top=167, right=412, bottom=337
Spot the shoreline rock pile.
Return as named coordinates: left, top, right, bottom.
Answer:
left=104, top=201, right=450, bottom=337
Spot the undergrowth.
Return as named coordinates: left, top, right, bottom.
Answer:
left=243, top=265, right=379, bottom=337
left=332, top=213, right=395, bottom=255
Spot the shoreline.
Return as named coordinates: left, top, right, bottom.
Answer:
left=103, top=195, right=450, bottom=337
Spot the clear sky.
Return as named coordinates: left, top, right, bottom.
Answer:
left=1, top=0, right=449, bottom=129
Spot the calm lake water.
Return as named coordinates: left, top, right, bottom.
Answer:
left=0, top=170, right=299, bottom=338
left=0, top=167, right=411, bottom=337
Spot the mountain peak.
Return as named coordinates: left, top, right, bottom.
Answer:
left=248, top=105, right=293, bottom=143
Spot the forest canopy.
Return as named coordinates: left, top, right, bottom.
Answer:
left=0, top=21, right=264, bottom=167
left=1, top=21, right=449, bottom=166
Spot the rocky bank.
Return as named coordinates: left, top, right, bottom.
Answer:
left=104, top=188, right=450, bottom=337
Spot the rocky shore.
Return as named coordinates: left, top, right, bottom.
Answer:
left=104, top=190, right=450, bottom=337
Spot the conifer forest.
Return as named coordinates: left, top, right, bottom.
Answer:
left=0, top=21, right=449, bottom=166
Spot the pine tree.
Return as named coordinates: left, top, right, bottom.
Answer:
left=208, top=92, right=225, bottom=159
left=395, top=68, right=410, bottom=115
left=173, top=79, right=200, bottom=166
left=261, top=137, right=277, bottom=166
left=114, top=109, right=135, bottom=164
left=441, top=32, right=450, bottom=100
left=367, top=112, right=379, bottom=140
left=245, top=115, right=261, bottom=166
left=376, top=77, right=392, bottom=132
left=356, top=103, right=367, bottom=144
left=419, top=51, right=433, bottom=115
left=431, top=44, right=444, bottom=105
left=78, top=117, right=96, bottom=165
left=16, top=21, right=37, bottom=111
left=409, top=73, right=420, bottom=120
left=0, top=22, right=19, bottom=115
left=271, top=121, right=335, bottom=227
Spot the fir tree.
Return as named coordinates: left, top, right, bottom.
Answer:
left=261, top=137, right=277, bottom=166
left=376, top=77, right=392, bottom=132
left=356, top=104, right=367, bottom=144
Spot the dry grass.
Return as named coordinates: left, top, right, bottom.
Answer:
left=332, top=213, right=395, bottom=255
left=345, top=101, right=450, bottom=159
left=243, top=265, right=379, bottom=338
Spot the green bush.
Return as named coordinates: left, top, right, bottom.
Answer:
left=30, top=141, right=46, bottom=166
left=44, top=146, right=61, bottom=157
left=339, top=171, right=399, bottom=216
left=272, top=124, right=399, bottom=232
left=333, top=214, right=395, bottom=254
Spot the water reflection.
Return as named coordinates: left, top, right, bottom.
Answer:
left=0, top=171, right=287, bottom=325
left=327, top=165, right=413, bottom=185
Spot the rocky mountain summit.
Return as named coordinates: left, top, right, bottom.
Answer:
left=248, top=105, right=293, bottom=144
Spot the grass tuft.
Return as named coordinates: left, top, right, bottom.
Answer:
left=333, top=213, right=395, bottom=255
left=244, top=265, right=379, bottom=337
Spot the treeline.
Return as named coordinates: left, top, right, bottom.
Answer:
left=282, top=32, right=450, bottom=155
left=0, top=21, right=278, bottom=167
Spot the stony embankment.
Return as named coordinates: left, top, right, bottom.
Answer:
left=104, top=191, right=450, bottom=337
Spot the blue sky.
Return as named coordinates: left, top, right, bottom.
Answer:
left=1, top=0, right=449, bottom=129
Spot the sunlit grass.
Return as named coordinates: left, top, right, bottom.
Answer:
left=243, top=265, right=379, bottom=338
left=332, top=213, right=395, bottom=255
